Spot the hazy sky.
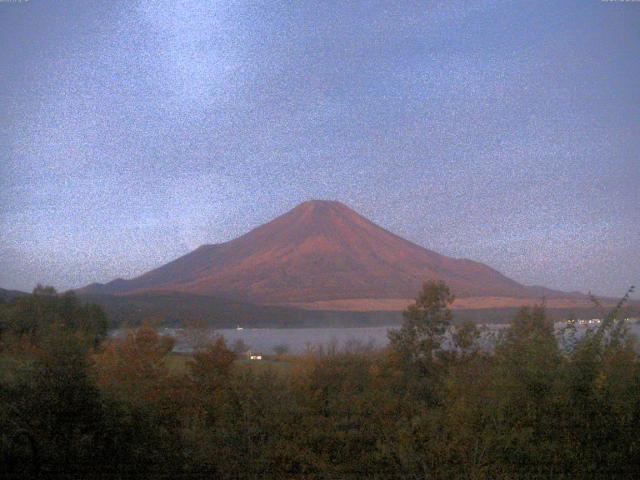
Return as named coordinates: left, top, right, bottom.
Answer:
left=1, top=0, right=638, bottom=298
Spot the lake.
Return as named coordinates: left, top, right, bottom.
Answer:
left=144, top=321, right=640, bottom=355
left=165, top=326, right=401, bottom=354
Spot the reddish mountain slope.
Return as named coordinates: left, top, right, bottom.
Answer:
left=80, top=200, right=574, bottom=303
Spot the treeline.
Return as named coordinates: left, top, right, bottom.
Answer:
left=81, top=291, right=404, bottom=329
left=0, top=282, right=639, bottom=478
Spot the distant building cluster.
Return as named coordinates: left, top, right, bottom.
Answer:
left=559, top=317, right=639, bottom=327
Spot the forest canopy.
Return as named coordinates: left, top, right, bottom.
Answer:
left=0, top=283, right=638, bottom=478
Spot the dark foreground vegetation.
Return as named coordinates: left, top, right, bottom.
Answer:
left=1, top=283, right=638, bottom=479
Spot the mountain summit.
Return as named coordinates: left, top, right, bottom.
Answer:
left=81, top=200, right=569, bottom=304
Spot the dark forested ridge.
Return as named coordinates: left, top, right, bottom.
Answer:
left=4, top=286, right=621, bottom=329
left=79, top=290, right=629, bottom=328
left=1, top=283, right=639, bottom=478
left=0, top=288, right=27, bottom=303
left=79, top=291, right=403, bottom=328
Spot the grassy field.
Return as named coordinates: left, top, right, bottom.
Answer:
left=166, top=352, right=296, bottom=375
left=0, top=351, right=296, bottom=381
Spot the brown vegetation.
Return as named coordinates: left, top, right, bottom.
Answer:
left=1, top=283, right=638, bottom=478
left=288, top=295, right=607, bottom=311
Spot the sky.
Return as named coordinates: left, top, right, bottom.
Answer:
left=1, top=0, right=638, bottom=298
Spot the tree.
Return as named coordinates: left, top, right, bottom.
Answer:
left=189, top=336, right=236, bottom=396
left=452, top=320, right=481, bottom=357
left=488, top=305, right=562, bottom=476
left=231, top=338, right=250, bottom=356
left=94, top=324, right=176, bottom=407
left=92, top=325, right=187, bottom=474
left=388, top=280, right=454, bottom=373
left=273, top=344, right=289, bottom=357
left=1, top=287, right=108, bottom=345
left=1, top=324, right=106, bottom=476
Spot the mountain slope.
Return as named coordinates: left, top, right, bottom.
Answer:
left=80, top=200, right=575, bottom=303
left=0, top=287, right=28, bottom=302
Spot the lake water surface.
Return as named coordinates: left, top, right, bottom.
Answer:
left=167, top=326, right=401, bottom=354
left=148, top=322, right=640, bottom=355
